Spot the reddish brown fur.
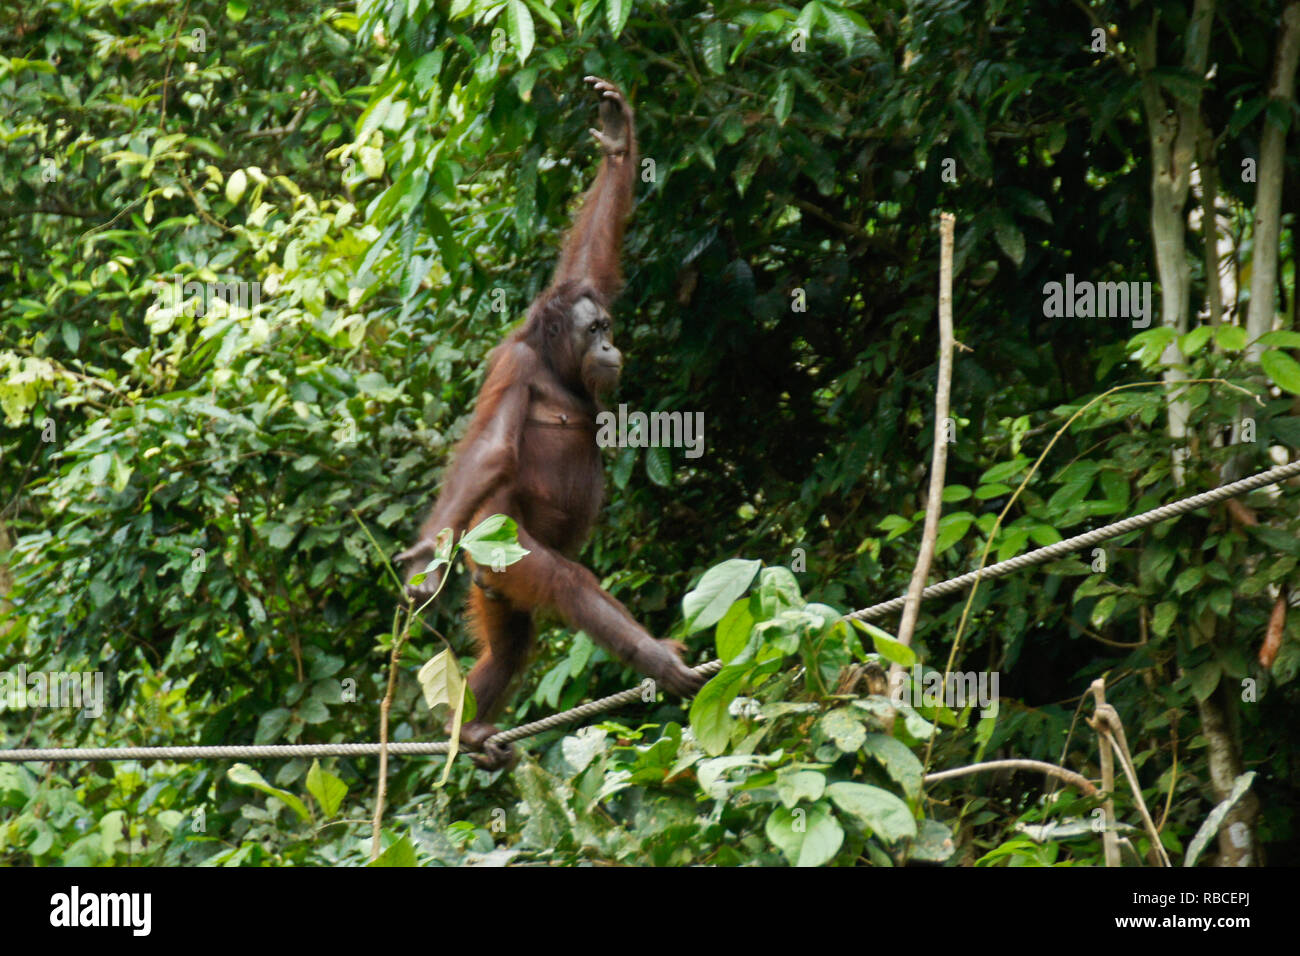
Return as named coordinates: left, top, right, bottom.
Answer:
left=398, top=78, right=703, bottom=770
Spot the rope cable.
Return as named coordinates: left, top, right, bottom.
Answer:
left=4, top=458, right=1297, bottom=764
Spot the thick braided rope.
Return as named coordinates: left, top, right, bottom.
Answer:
left=4, top=459, right=1296, bottom=764
left=0, top=660, right=727, bottom=763
left=485, top=658, right=725, bottom=746
left=0, top=741, right=455, bottom=761
left=846, top=457, right=1300, bottom=622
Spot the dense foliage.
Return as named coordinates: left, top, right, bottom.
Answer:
left=2, top=0, right=1299, bottom=866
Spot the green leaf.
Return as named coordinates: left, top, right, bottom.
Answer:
left=775, top=769, right=826, bottom=808
left=227, top=764, right=310, bottom=821
left=605, top=0, right=632, bottom=37
left=910, top=818, right=957, bottom=862
left=1180, top=325, right=1212, bottom=356
left=773, top=77, right=794, bottom=126
left=1258, top=331, right=1300, bottom=348
left=460, top=514, right=529, bottom=568
left=732, top=9, right=792, bottom=63
left=61, top=322, right=80, bottom=354
left=645, top=445, right=672, bottom=487
left=1151, top=66, right=1208, bottom=106
left=1098, top=469, right=1129, bottom=506
left=688, top=664, right=748, bottom=754
left=1228, top=97, right=1267, bottom=137
left=765, top=801, right=844, bottom=866
left=795, top=1, right=824, bottom=36
left=1152, top=601, right=1178, bottom=637
left=506, top=0, right=535, bottom=64
left=1089, top=594, right=1116, bottom=628
left=715, top=598, right=755, bottom=662
left=720, top=112, right=745, bottom=146
left=1048, top=461, right=1097, bottom=510
left=757, top=565, right=803, bottom=617
left=1028, top=524, right=1062, bottom=546
left=225, top=168, right=247, bottom=204
left=981, top=458, right=1030, bottom=484
left=819, top=708, right=866, bottom=752
left=682, top=558, right=762, bottom=634
left=411, top=50, right=443, bottom=90
left=561, top=727, right=607, bottom=774
left=1261, top=349, right=1300, bottom=395
left=254, top=707, right=291, bottom=744
left=268, top=523, right=295, bottom=549
left=298, top=698, right=329, bottom=724
left=305, top=760, right=347, bottom=818
left=862, top=734, right=924, bottom=799
left=574, top=0, right=600, bottom=31
left=996, top=527, right=1029, bottom=562
left=864, top=623, right=915, bottom=667
left=701, top=22, right=727, bottom=75
left=993, top=214, right=1025, bottom=267
left=818, top=3, right=860, bottom=55
left=1185, top=772, right=1255, bottom=867
left=534, top=660, right=568, bottom=708
left=417, top=648, right=465, bottom=712
left=377, top=502, right=405, bottom=528
left=877, top=514, right=913, bottom=540
left=418, top=649, right=471, bottom=782
left=226, top=0, right=249, bottom=22
left=1189, top=660, right=1222, bottom=702
left=524, top=0, right=561, bottom=32
left=368, top=835, right=418, bottom=867
left=612, top=447, right=634, bottom=489
left=934, top=512, right=975, bottom=554
left=356, top=370, right=398, bottom=399
left=826, top=781, right=917, bottom=843
left=1213, top=324, right=1247, bottom=351
left=359, top=145, right=385, bottom=179
left=1172, top=567, right=1203, bottom=595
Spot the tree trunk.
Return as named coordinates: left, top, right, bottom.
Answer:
left=1245, top=3, right=1300, bottom=359
left=1136, top=0, right=1214, bottom=483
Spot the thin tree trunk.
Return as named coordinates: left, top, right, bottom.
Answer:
left=0, top=519, right=12, bottom=634
left=1197, top=137, right=1223, bottom=328
left=1134, top=0, right=1267, bottom=869
left=1135, top=0, right=1214, bottom=483
left=1201, top=0, right=1300, bottom=869
left=1196, top=682, right=1262, bottom=866
left=1245, top=3, right=1300, bottom=359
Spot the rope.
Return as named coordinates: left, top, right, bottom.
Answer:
left=0, top=742, right=457, bottom=761
left=487, top=659, right=724, bottom=746
left=4, top=458, right=1297, bottom=765
left=0, top=660, right=728, bottom=763
left=847, top=457, right=1300, bottom=622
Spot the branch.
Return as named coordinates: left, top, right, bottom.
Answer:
left=924, top=759, right=1098, bottom=797
left=1090, top=679, right=1173, bottom=867
left=891, top=214, right=955, bottom=729
left=896, top=212, right=955, bottom=651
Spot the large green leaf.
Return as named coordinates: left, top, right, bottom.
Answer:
left=765, top=801, right=844, bottom=866
left=227, top=765, right=310, bottom=822
left=682, top=558, right=762, bottom=634
left=826, top=782, right=917, bottom=843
